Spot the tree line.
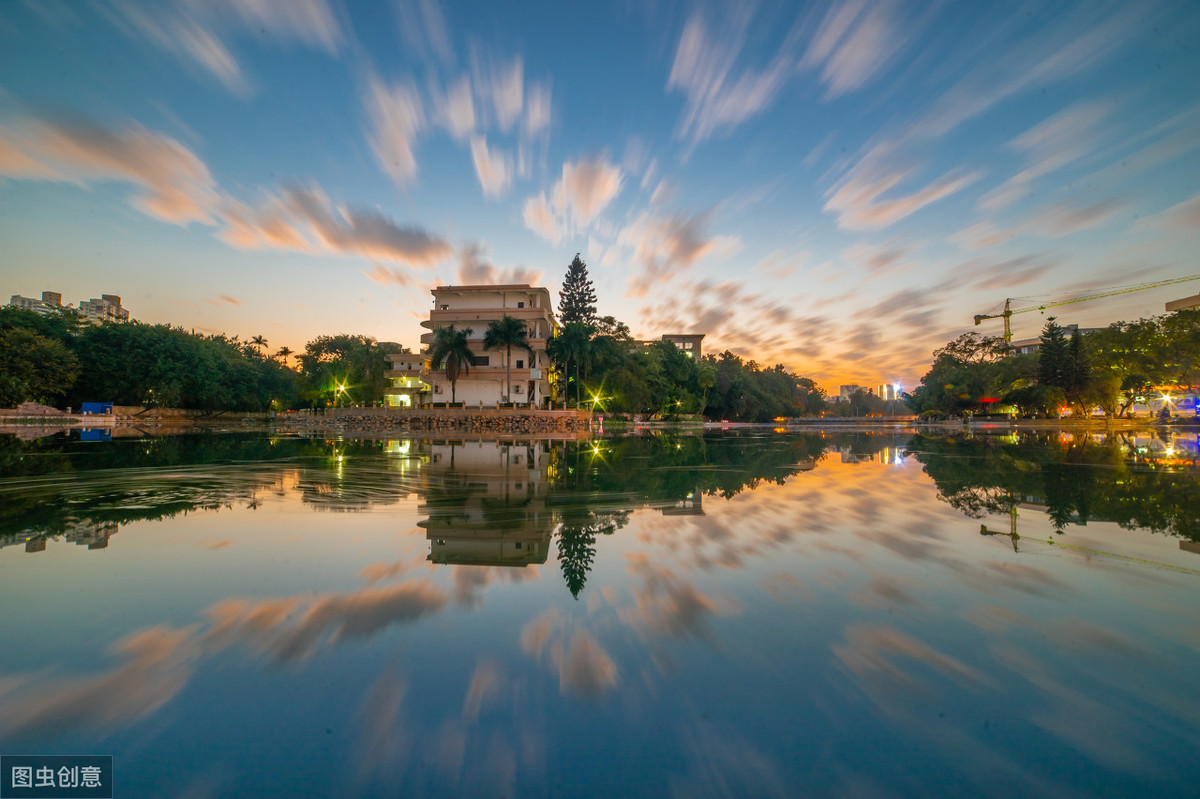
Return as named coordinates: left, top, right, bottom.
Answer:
left=0, top=306, right=405, bottom=411
left=909, top=310, right=1200, bottom=417
left=539, top=254, right=827, bottom=421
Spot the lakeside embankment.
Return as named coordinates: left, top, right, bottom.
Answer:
left=272, top=407, right=591, bottom=437
left=3, top=405, right=1193, bottom=440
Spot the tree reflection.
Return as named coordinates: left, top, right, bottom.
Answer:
left=907, top=431, right=1200, bottom=539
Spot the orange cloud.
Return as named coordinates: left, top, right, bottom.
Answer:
left=0, top=117, right=219, bottom=224
left=220, top=185, right=453, bottom=267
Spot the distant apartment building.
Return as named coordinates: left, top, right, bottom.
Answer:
left=1166, top=294, right=1200, bottom=312
left=78, top=294, right=130, bottom=323
left=1007, top=324, right=1101, bottom=356
left=7, top=290, right=130, bottom=323
left=876, top=384, right=900, bottom=402
left=635, top=333, right=705, bottom=359
left=661, top=333, right=704, bottom=359
left=8, top=290, right=64, bottom=315
left=417, top=284, right=558, bottom=406
left=838, top=385, right=862, bottom=401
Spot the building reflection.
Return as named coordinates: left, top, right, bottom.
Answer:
left=419, top=440, right=557, bottom=567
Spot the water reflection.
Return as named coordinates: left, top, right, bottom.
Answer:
left=2, top=429, right=1199, bottom=796
left=907, top=430, right=1200, bottom=539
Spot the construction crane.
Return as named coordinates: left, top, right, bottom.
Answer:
left=973, top=274, right=1200, bottom=342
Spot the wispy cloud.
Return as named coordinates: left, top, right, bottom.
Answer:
left=522, top=157, right=623, bottom=244
left=0, top=116, right=219, bottom=224
left=802, top=0, right=911, bottom=99
left=1133, top=192, right=1200, bottom=234
left=394, top=0, right=453, bottom=66
left=825, top=159, right=982, bottom=231
left=207, top=295, right=242, bottom=306
left=523, top=82, right=552, bottom=137
left=454, top=242, right=542, bottom=286
left=469, top=135, right=512, bottom=198
left=979, top=101, right=1115, bottom=212
left=621, top=211, right=736, bottom=298
left=842, top=240, right=912, bottom=275
left=220, top=185, right=453, bottom=267
left=471, top=51, right=524, bottom=133
left=909, top=5, right=1148, bottom=142
left=106, top=0, right=342, bottom=96
left=432, top=76, right=476, bottom=141
left=366, top=76, right=425, bottom=188
left=1028, top=198, right=1127, bottom=238
left=667, top=10, right=799, bottom=143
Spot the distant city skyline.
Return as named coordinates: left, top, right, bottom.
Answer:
left=1, top=1, right=1198, bottom=389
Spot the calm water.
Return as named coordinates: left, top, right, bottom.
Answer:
left=1, top=429, right=1199, bottom=797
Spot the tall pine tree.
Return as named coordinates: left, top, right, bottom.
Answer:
left=558, top=254, right=597, bottom=324
left=1037, top=318, right=1070, bottom=388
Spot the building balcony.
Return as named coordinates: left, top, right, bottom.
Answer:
left=419, top=332, right=549, bottom=349
left=421, top=307, right=555, bottom=328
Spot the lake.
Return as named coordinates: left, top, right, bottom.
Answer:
left=1, top=429, right=1198, bottom=797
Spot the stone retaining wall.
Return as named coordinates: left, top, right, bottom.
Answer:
left=273, top=408, right=591, bottom=436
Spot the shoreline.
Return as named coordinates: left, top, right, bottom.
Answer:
left=2, top=410, right=1194, bottom=441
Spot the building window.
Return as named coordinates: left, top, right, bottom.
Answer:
left=517, top=301, right=525, bottom=308
left=472, top=355, right=489, bottom=366
left=514, top=384, right=522, bottom=394
left=440, top=304, right=448, bottom=310
left=434, top=385, right=442, bottom=394
left=516, top=359, right=524, bottom=369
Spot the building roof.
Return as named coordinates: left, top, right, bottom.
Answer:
left=1166, top=294, right=1200, bottom=312
left=433, top=284, right=544, bottom=292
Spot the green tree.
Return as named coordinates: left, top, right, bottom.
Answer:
left=250, top=335, right=268, bottom=356
left=697, top=364, right=716, bottom=416
left=558, top=254, right=597, bottom=324
left=428, top=325, right=473, bottom=404
left=0, top=327, right=80, bottom=407
left=484, top=315, right=533, bottom=404
left=1037, top=318, right=1070, bottom=389
left=1162, top=309, right=1200, bottom=397
left=550, top=321, right=594, bottom=406
left=908, top=333, right=1020, bottom=415
left=276, top=346, right=294, bottom=368
left=298, top=334, right=401, bottom=406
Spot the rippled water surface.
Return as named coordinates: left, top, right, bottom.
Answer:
left=2, top=429, right=1198, bottom=797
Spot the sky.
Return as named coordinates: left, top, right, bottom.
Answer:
left=1, top=0, right=1198, bottom=391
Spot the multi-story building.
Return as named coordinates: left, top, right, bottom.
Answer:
left=78, top=294, right=130, bottom=323
left=1166, top=294, right=1200, bottom=312
left=417, top=284, right=558, bottom=406
left=1007, top=325, right=1100, bottom=356
left=384, top=351, right=431, bottom=408
left=8, top=290, right=64, bottom=315
left=661, top=333, right=704, bottom=359
left=634, top=333, right=706, bottom=359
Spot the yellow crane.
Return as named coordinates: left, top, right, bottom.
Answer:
left=973, top=274, right=1200, bottom=342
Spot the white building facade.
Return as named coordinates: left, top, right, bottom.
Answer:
left=418, top=284, right=559, bottom=407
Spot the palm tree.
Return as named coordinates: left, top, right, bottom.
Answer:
left=551, top=322, right=594, bottom=406
left=276, top=346, right=294, bottom=368
left=484, top=315, right=534, bottom=404
left=250, top=335, right=268, bottom=356
left=428, top=325, right=474, bottom=404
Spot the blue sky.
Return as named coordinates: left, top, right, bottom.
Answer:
left=2, top=0, right=1198, bottom=389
